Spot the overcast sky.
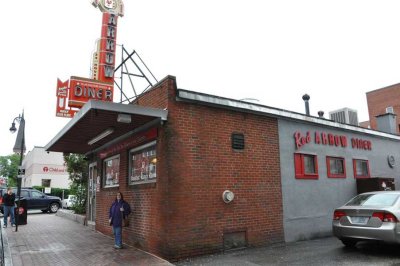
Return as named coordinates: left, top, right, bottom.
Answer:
left=2, top=0, right=400, bottom=156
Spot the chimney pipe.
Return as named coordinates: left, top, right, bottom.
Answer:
left=318, top=111, right=324, bottom=118
left=302, top=94, right=310, bottom=116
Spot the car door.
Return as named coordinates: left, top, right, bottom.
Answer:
left=20, top=190, right=31, bottom=208
left=30, top=190, right=47, bottom=209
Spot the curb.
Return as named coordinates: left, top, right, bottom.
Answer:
left=56, top=209, right=86, bottom=225
left=1, top=225, right=12, bottom=266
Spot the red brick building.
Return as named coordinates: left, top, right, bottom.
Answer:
left=46, top=76, right=284, bottom=260
left=366, top=83, right=400, bottom=132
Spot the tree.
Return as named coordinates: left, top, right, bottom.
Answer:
left=0, top=154, right=20, bottom=187
left=63, top=154, right=88, bottom=214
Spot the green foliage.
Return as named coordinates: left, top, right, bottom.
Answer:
left=0, top=154, right=20, bottom=187
left=32, top=186, right=70, bottom=199
left=64, top=154, right=88, bottom=214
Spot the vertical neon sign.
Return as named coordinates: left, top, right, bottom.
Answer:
left=92, top=0, right=124, bottom=86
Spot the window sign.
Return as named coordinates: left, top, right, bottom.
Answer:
left=327, top=156, right=346, bottom=178
left=294, top=153, right=319, bottom=179
left=304, top=155, right=316, bottom=174
left=103, top=155, right=120, bottom=187
left=129, top=141, right=157, bottom=185
left=353, top=159, right=370, bottom=178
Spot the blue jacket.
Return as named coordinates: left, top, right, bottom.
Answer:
left=109, top=200, right=131, bottom=227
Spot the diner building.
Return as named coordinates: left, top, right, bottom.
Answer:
left=45, top=76, right=400, bottom=260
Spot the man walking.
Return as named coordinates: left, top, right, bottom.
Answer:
left=3, top=187, right=16, bottom=228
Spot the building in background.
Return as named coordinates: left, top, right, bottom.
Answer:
left=366, top=83, right=400, bottom=133
left=359, top=120, right=370, bottom=129
left=22, top=147, right=70, bottom=189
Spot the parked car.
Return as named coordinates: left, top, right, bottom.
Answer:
left=62, top=195, right=76, bottom=209
left=333, top=191, right=400, bottom=247
left=0, top=187, right=61, bottom=214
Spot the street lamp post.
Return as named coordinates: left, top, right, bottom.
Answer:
left=9, top=112, right=26, bottom=232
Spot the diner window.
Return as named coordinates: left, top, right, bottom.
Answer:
left=294, top=153, right=318, bottom=179
left=103, top=155, right=120, bottom=188
left=129, top=141, right=157, bottom=185
left=326, top=157, right=346, bottom=178
left=353, top=159, right=370, bottom=178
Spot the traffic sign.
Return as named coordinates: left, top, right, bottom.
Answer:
left=17, top=167, right=25, bottom=178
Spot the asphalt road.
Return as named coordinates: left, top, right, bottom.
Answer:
left=176, top=237, right=400, bottom=266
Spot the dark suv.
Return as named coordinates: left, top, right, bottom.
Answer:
left=0, top=187, right=62, bottom=213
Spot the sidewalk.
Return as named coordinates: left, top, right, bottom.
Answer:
left=2, top=212, right=172, bottom=266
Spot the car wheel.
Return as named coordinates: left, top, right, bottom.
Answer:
left=41, top=210, right=48, bottom=213
left=49, top=203, right=60, bottom=213
left=341, top=238, right=358, bottom=247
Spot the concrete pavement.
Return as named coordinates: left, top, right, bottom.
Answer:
left=6, top=211, right=400, bottom=265
left=2, top=212, right=172, bottom=266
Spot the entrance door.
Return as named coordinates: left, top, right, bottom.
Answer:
left=88, top=162, right=97, bottom=224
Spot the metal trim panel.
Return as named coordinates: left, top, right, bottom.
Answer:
left=44, top=100, right=168, bottom=152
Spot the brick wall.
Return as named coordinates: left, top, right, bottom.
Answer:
left=95, top=76, right=284, bottom=261
left=367, top=83, right=400, bottom=132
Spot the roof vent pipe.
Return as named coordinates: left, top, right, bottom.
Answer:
left=302, top=94, right=310, bottom=116
left=318, top=111, right=324, bottom=118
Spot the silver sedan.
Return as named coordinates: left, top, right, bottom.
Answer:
left=332, top=191, right=400, bottom=247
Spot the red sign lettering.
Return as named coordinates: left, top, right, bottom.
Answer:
left=351, top=138, right=372, bottom=150
left=68, top=76, right=113, bottom=108
left=294, top=130, right=368, bottom=151
left=99, top=128, right=158, bottom=159
left=294, top=131, right=311, bottom=149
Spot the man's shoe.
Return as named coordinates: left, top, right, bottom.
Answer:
left=11, top=224, right=15, bottom=227
left=114, top=245, right=122, bottom=249
left=3, top=225, right=6, bottom=228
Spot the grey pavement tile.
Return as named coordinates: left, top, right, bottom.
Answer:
left=3, top=213, right=172, bottom=266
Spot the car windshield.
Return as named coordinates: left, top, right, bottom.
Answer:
left=346, top=193, right=400, bottom=207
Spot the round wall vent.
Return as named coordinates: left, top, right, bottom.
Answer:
left=222, top=190, right=235, bottom=203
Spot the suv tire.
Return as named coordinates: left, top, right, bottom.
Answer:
left=49, top=202, right=60, bottom=213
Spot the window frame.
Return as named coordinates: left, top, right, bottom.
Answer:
left=294, top=153, right=319, bottom=179
left=41, top=179, right=51, bottom=187
left=103, top=154, right=120, bottom=188
left=326, top=156, right=346, bottom=178
left=352, top=159, right=370, bottom=179
left=128, top=141, right=157, bottom=186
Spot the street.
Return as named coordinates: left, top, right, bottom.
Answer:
left=177, top=237, right=400, bottom=266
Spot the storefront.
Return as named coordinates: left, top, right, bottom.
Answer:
left=278, top=118, right=400, bottom=242
left=45, top=75, right=400, bottom=260
left=46, top=76, right=284, bottom=260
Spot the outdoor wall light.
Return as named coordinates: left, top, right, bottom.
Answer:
left=88, top=128, right=114, bottom=145
left=117, top=113, right=131, bottom=123
left=222, top=190, right=235, bottom=203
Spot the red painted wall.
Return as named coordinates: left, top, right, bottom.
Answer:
left=94, top=76, right=283, bottom=260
